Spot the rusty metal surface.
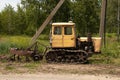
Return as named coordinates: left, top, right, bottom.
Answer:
left=10, top=48, right=33, bottom=56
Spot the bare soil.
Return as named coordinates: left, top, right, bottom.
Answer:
left=0, top=62, right=119, bottom=75
left=0, top=61, right=120, bottom=80
left=0, top=73, right=120, bottom=80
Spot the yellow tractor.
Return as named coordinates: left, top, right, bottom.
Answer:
left=45, top=21, right=101, bottom=63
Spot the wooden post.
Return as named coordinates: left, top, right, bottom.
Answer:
left=117, top=0, right=120, bottom=42
left=99, top=0, right=107, bottom=47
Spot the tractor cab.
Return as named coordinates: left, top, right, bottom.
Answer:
left=51, top=21, right=76, bottom=48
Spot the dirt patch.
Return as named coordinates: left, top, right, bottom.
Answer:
left=0, top=73, right=120, bottom=80
left=0, top=54, right=120, bottom=76
left=38, top=63, right=120, bottom=76
left=0, top=60, right=120, bottom=80
left=0, top=61, right=120, bottom=77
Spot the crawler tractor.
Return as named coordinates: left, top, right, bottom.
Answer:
left=45, top=22, right=101, bottom=63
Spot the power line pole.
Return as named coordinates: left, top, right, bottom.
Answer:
left=99, top=0, right=107, bottom=47
left=117, top=0, right=120, bottom=42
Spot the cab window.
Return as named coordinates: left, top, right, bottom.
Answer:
left=54, top=27, right=62, bottom=35
left=64, top=26, right=72, bottom=35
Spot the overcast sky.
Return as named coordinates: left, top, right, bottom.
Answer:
left=0, top=0, right=20, bottom=11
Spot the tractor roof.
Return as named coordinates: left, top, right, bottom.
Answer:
left=52, top=22, right=75, bottom=26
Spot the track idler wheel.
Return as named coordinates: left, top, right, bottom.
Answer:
left=45, top=52, right=57, bottom=63
left=56, top=56, right=62, bottom=62
left=32, top=54, right=43, bottom=61
left=79, top=51, right=88, bottom=63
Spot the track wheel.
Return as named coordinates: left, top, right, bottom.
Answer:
left=70, top=58, right=75, bottom=63
left=79, top=51, right=88, bottom=63
left=45, top=52, right=57, bottom=63
left=56, top=56, right=62, bottom=62
left=33, top=55, right=40, bottom=61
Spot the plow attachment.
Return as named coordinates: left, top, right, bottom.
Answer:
left=10, top=48, right=43, bottom=61
left=9, top=42, right=48, bottom=62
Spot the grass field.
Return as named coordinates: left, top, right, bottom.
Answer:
left=0, top=34, right=120, bottom=65
left=90, top=33, right=120, bottom=65
left=0, top=35, right=49, bottom=54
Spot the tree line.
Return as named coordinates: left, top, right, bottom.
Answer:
left=0, top=0, right=119, bottom=36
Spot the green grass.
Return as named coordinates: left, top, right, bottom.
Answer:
left=90, top=33, right=120, bottom=65
left=0, top=41, right=11, bottom=54
left=5, top=65, right=15, bottom=70
left=0, top=35, right=49, bottom=54
left=23, top=62, right=40, bottom=69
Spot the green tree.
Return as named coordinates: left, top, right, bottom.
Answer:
left=0, top=5, right=16, bottom=34
left=0, top=13, right=2, bottom=33
left=38, top=0, right=72, bottom=34
left=106, top=0, right=119, bottom=33
left=72, top=0, right=100, bottom=35
left=15, top=5, right=26, bottom=34
left=43, top=0, right=71, bottom=22
left=0, top=0, right=102, bottom=36
left=21, top=0, right=46, bottom=35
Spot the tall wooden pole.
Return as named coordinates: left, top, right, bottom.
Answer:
left=117, top=0, right=120, bottom=42
left=99, top=0, right=107, bottom=47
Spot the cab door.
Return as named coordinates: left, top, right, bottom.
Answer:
left=52, top=26, right=63, bottom=48
left=63, top=26, right=76, bottom=48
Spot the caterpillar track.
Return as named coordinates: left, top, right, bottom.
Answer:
left=45, top=49, right=89, bottom=64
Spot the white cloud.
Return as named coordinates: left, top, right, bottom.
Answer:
left=0, top=0, right=20, bottom=11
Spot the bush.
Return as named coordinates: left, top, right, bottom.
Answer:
left=0, top=41, right=10, bottom=54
